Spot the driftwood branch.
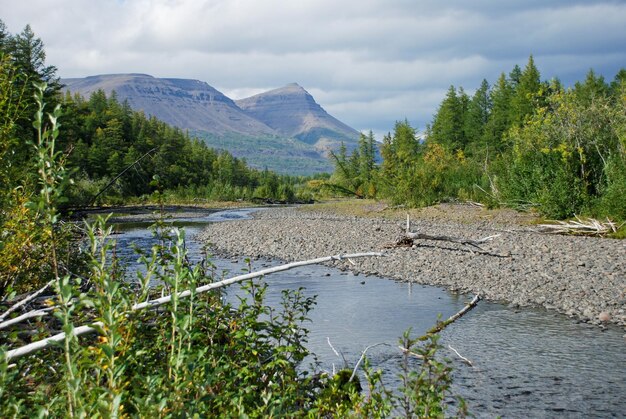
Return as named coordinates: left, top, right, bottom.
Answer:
left=131, top=252, right=384, bottom=311
left=448, top=345, right=474, bottom=367
left=385, top=214, right=500, bottom=253
left=349, top=342, right=388, bottom=383
left=327, top=336, right=341, bottom=358
left=538, top=216, right=622, bottom=236
left=3, top=252, right=384, bottom=362
left=405, top=231, right=500, bottom=251
left=0, top=307, right=54, bottom=330
left=5, top=322, right=105, bottom=360
left=0, top=280, right=54, bottom=323
left=418, top=294, right=481, bottom=341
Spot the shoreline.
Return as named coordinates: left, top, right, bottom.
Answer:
left=197, top=204, right=626, bottom=328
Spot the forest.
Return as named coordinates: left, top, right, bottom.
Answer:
left=331, top=57, right=626, bottom=223
left=0, top=20, right=624, bottom=417
left=1, top=23, right=316, bottom=212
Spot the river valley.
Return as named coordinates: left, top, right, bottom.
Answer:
left=108, top=206, right=626, bottom=418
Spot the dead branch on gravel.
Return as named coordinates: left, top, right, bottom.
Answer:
left=3, top=251, right=384, bottom=362
left=385, top=214, right=500, bottom=254
left=537, top=216, right=622, bottom=236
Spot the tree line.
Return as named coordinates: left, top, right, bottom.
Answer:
left=0, top=21, right=314, bottom=212
left=1, top=22, right=464, bottom=416
left=331, top=56, right=626, bottom=221
left=59, top=89, right=311, bottom=205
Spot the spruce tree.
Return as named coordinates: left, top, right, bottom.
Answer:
left=429, top=85, right=464, bottom=150
left=574, top=69, right=609, bottom=105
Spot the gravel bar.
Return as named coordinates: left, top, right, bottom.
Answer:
left=198, top=205, right=626, bottom=328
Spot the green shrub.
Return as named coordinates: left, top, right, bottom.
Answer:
left=594, top=155, right=626, bottom=220
left=1, top=90, right=465, bottom=417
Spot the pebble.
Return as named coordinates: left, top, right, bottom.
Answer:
left=197, top=206, right=626, bottom=328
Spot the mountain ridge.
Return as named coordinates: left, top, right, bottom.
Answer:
left=62, top=74, right=359, bottom=174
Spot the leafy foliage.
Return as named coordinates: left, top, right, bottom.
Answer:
left=329, top=56, right=626, bottom=222
left=1, top=80, right=463, bottom=417
left=327, top=131, right=378, bottom=198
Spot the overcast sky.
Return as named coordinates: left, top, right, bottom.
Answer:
left=2, top=0, right=625, bottom=138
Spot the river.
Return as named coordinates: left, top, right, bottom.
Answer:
left=107, top=207, right=626, bottom=418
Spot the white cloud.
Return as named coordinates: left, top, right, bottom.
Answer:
left=1, top=0, right=624, bottom=133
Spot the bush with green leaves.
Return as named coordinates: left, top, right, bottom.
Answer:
left=1, top=84, right=466, bottom=417
left=1, top=217, right=465, bottom=417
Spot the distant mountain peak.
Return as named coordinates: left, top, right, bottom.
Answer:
left=62, top=74, right=360, bottom=174
left=236, top=83, right=359, bottom=150
left=63, top=73, right=274, bottom=135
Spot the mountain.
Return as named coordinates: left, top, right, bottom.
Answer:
left=62, top=74, right=274, bottom=136
left=235, top=83, right=360, bottom=153
left=62, top=74, right=360, bottom=174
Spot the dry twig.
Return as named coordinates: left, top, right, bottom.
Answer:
left=538, top=216, right=621, bottom=236
left=0, top=280, right=54, bottom=323
left=385, top=214, right=500, bottom=253
left=418, top=294, right=481, bottom=340
left=448, top=345, right=474, bottom=367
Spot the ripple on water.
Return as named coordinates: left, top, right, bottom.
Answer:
left=111, top=209, right=626, bottom=418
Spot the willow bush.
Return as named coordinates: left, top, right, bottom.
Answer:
left=0, top=86, right=465, bottom=417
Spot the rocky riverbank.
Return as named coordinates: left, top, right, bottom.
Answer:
left=197, top=204, right=626, bottom=328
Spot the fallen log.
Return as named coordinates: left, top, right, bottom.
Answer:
left=537, top=216, right=621, bottom=236
left=3, top=251, right=384, bottom=362
left=385, top=214, right=500, bottom=253
left=0, top=280, right=54, bottom=324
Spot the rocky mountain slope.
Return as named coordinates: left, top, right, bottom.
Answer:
left=235, top=83, right=360, bottom=153
left=62, top=74, right=360, bottom=174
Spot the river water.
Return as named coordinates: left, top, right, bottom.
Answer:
left=108, top=207, right=625, bottom=418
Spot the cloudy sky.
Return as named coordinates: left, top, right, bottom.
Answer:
left=2, top=0, right=625, bottom=138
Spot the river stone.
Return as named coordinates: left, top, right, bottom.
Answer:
left=197, top=205, right=626, bottom=328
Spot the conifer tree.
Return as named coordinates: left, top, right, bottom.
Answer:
left=464, top=79, right=491, bottom=150
left=574, top=69, right=609, bottom=105
left=358, top=131, right=376, bottom=183
left=428, top=85, right=464, bottom=150
left=511, top=55, right=541, bottom=126
left=509, top=64, right=522, bottom=88
left=483, top=73, right=513, bottom=153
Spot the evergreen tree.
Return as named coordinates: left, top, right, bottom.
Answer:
left=609, top=69, right=626, bottom=96
left=358, top=131, right=376, bottom=183
left=379, top=120, right=419, bottom=202
left=509, top=64, right=522, bottom=88
left=0, top=24, right=60, bottom=171
left=9, top=25, right=60, bottom=103
left=428, top=85, right=464, bottom=150
left=464, top=79, right=491, bottom=150
left=511, top=55, right=542, bottom=126
left=574, top=69, right=609, bottom=105
left=0, top=19, right=9, bottom=51
left=483, top=73, right=513, bottom=153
